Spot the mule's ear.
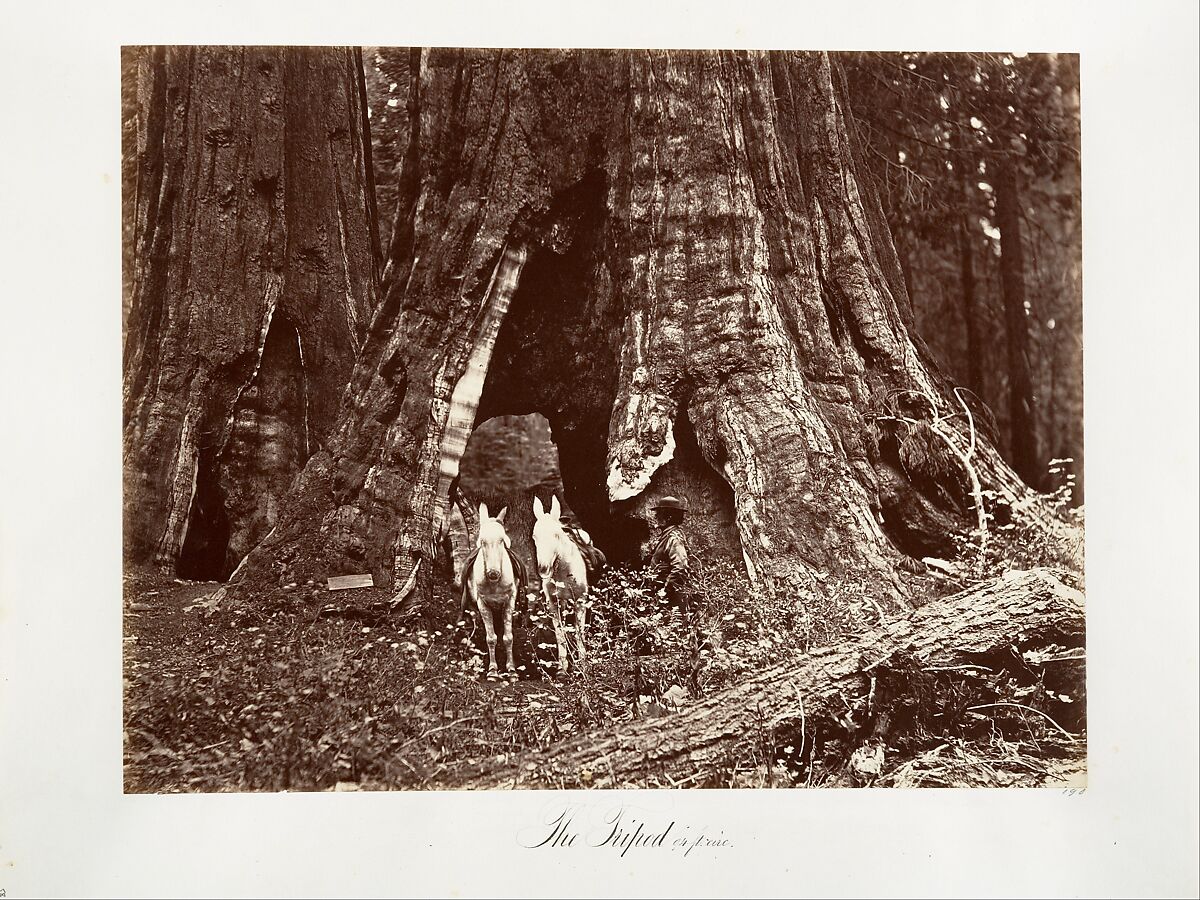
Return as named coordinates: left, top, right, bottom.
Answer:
left=550, top=495, right=561, bottom=519
left=479, top=501, right=490, bottom=521
left=533, top=496, right=544, bottom=518
left=495, top=506, right=507, bottom=523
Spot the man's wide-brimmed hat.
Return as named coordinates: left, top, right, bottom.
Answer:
left=651, top=495, right=689, bottom=513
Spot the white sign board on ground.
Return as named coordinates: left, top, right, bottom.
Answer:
left=326, top=574, right=374, bottom=591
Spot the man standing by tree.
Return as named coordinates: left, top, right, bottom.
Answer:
left=648, top=495, right=692, bottom=616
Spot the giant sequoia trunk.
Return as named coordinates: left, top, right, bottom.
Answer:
left=123, top=46, right=380, bottom=579
left=213, top=49, right=1045, bottom=616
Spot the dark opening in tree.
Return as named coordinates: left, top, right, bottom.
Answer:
left=176, top=443, right=231, bottom=581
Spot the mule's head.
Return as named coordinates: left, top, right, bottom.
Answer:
left=532, top=495, right=564, bottom=580
left=476, top=502, right=509, bottom=583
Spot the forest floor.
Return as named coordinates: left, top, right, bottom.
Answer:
left=123, top=519, right=1087, bottom=792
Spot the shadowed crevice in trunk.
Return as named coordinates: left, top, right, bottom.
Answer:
left=611, top=410, right=741, bottom=566
left=178, top=311, right=309, bottom=580
left=474, top=170, right=638, bottom=562
left=176, top=442, right=230, bottom=580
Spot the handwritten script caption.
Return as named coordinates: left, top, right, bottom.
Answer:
left=518, top=805, right=733, bottom=858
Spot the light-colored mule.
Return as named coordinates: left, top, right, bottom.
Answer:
left=466, top=503, right=518, bottom=681
left=532, top=495, right=590, bottom=675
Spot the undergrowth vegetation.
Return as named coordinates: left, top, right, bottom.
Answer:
left=954, top=457, right=1085, bottom=583
left=125, top=474, right=1085, bottom=792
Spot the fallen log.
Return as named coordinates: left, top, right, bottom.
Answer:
left=432, top=568, right=1085, bottom=789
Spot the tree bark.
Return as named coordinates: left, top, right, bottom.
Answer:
left=436, top=568, right=1084, bottom=789
left=213, top=50, right=1048, bottom=619
left=123, top=46, right=381, bottom=579
left=992, top=160, right=1041, bottom=485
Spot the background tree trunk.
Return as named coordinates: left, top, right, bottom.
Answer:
left=215, top=49, right=1047, bottom=620
left=123, top=46, right=380, bottom=579
left=436, top=568, right=1084, bottom=789
left=992, top=159, right=1041, bottom=485
left=958, top=214, right=985, bottom=399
